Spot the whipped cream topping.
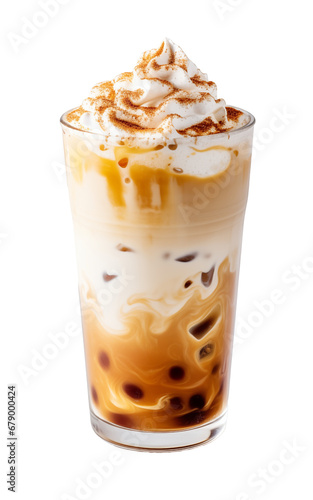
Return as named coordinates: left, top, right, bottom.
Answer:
left=67, top=39, right=248, bottom=139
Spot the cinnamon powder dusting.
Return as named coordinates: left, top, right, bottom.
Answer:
left=66, top=106, right=85, bottom=123
left=180, top=117, right=228, bottom=136
left=226, top=107, right=243, bottom=123
left=65, top=40, right=247, bottom=138
left=109, top=114, right=149, bottom=134
left=95, top=81, right=116, bottom=100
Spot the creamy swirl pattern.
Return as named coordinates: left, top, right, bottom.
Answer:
left=67, top=38, right=247, bottom=139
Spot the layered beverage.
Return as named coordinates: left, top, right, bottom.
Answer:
left=61, top=39, right=254, bottom=450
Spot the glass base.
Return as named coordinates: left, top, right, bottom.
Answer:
left=90, top=410, right=227, bottom=452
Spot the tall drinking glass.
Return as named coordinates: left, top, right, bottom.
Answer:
left=61, top=108, right=254, bottom=450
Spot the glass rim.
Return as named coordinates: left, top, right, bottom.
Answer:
left=60, top=105, right=255, bottom=142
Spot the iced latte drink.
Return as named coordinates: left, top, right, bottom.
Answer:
left=61, top=39, right=254, bottom=450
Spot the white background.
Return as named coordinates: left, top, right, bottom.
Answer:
left=1, top=0, right=313, bottom=499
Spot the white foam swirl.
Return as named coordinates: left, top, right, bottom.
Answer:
left=71, top=38, right=247, bottom=138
